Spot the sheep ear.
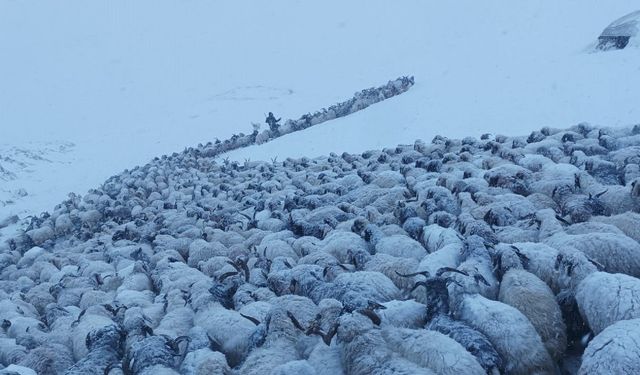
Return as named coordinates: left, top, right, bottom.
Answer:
left=555, top=215, right=571, bottom=225
left=513, top=249, right=530, bottom=269
left=586, top=257, right=605, bottom=271
left=85, top=332, right=94, bottom=350
left=323, top=324, right=339, bottom=346
left=142, top=324, right=154, bottom=336
left=473, top=273, right=491, bottom=286
left=172, top=336, right=191, bottom=355
left=554, top=254, right=564, bottom=270
left=367, top=300, right=387, bottom=311
left=240, top=313, right=261, bottom=326
left=566, top=263, right=575, bottom=276
left=286, top=311, right=305, bottom=331
left=359, top=309, right=382, bottom=326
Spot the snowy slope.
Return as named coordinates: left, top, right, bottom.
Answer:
left=1, top=1, right=639, bottom=234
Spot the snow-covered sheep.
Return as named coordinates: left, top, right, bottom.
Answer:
left=123, top=334, right=188, bottom=375
left=545, top=231, right=640, bottom=277
left=421, top=224, right=463, bottom=253
left=496, top=248, right=567, bottom=361
left=65, top=324, right=124, bottom=374
left=450, top=284, right=555, bottom=375
left=17, top=343, right=74, bottom=375
left=592, top=211, right=640, bottom=242
left=578, top=318, right=640, bottom=375
left=382, top=328, right=485, bottom=375
left=238, top=307, right=305, bottom=375
left=335, top=313, right=435, bottom=375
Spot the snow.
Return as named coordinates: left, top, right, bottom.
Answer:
left=1, top=0, right=640, bottom=237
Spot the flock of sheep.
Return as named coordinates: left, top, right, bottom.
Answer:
left=2, top=122, right=640, bottom=374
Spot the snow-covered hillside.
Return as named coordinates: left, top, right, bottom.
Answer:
left=1, top=1, right=639, bottom=229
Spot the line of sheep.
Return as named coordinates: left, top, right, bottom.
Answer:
left=182, top=76, right=414, bottom=159
left=2, top=122, right=640, bottom=374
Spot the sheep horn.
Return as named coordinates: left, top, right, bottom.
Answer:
left=473, top=273, right=491, bottom=286
left=395, top=270, right=430, bottom=278
left=238, top=212, right=252, bottom=221
left=367, top=300, right=387, bottom=310
left=410, top=281, right=429, bottom=293
left=218, top=271, right=238, bottom=282
left=238, top=259, right=250, bottom=282
left=104, top=363, right=122, bottom=375
left=286, top=311, right=305, bottom=331
left=444, top=276, right=464, bottom=288
left=586, top=256, right=606, bottom=271
left=207, top=334, right=223, bottom=352
left=359, top=309, right=382, bottom=326
left=240, top=313, right=261, bottom=326
left=323, top=324, right=339, bottom=346
left=226, top=260, right=242, bottom=273
left=435, top=267, right=469, bottom=277
left=595, top=189, right=608, bottom=198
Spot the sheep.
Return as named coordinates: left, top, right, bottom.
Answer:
left=122, top=334, right=189, bottom=375
left=495, top=248, right=567, bottom=361
left=0, top=365, right=37, bottom=375
left=456, top=236, right=499, bottom=300
left=0, top=338, right=28, bottom=367
left=450, top=279, right=555, bottom=375
left=363, top=253, right=419, bottom=292
left=381, top=328, right=485, bottom=375
left=544, top=231, right=640, bottom=277
left=16, top=343, right=74, bottom=375
left=494, top=242, right=562, bottom=293
left=192, top=303, right=257, bottom=367
left=574, top=271, right=640, bottom=335
left=71, top=308, right=119, bottom=361
left=306, top=341, right=344, bottom=375
left=421, top=224, right=463, bottom=253
left=401, top=267, right=503, bottom=374
left=270, top=360, right=317, bottom=375
left=7, top=122, right=640, bottom=373
left=578, top=318, right=640, bottom=375
left=591, top=211, right=640, bottom=242
left=377, top=299, right=426, bottom=329
left=238, top=307, right=305, bottom=375
left=335, top=313, right=435, bottom=375
left=374, top=235, right=426, bottom=260
left=65, top=324, right=124, bottom=374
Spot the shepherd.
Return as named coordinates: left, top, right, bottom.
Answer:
left=265, top=112, right=281, bottom=134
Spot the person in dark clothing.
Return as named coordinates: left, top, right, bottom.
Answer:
left=265, top=112, right=281, bottom=134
